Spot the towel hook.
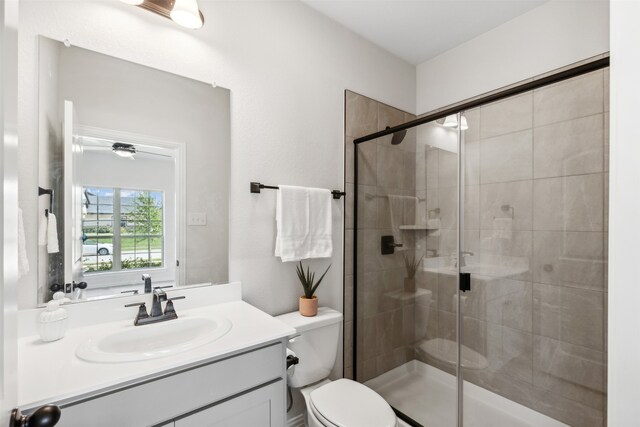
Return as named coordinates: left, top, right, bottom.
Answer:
left=493, top=204, right=514, bottom=219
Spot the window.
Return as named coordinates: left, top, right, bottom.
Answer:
left=82, top=187, right=164, bottom=274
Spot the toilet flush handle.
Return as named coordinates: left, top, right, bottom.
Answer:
left=286, top=354, right=299, bottom=369
left=288, top=334, right=301, bottom=343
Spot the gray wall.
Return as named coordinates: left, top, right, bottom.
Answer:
left=343, top=90, right=417, bottom=381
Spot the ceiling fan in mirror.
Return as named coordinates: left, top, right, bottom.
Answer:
left=81, top=137, right=173, bottom=160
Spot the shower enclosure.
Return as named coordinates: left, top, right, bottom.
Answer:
left=345, top=58, right=608, bottom=427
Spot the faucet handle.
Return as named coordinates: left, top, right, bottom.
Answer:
left=164, top=296, right=185, bottom=318
left=124, top=302, right=149, bottom=325
left=124, top=302, right=146, bottom=308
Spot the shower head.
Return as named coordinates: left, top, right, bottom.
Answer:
left=386, top=126, right=407, bottom=145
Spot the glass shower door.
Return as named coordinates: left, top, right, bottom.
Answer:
left=459, top=67, right=608, bottom=427
left=351, top=65, right=608, bottom=427
left=353, top=110, right=462, bottom=426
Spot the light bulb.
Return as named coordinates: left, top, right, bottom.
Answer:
left=170, top=0, right=203, bottom=29
left=442, top=115, right=458, bottom=128
left=460, top=116, right=469, bottom=130
left=114, top=150, right=134, bottom=158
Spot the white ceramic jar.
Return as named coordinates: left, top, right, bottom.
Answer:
left=38, top=292, right=68, bottom=342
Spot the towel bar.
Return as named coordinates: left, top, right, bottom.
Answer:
left=250, top=182, right=345, bottom=199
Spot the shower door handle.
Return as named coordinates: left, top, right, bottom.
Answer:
left=459, top=272, right=471, bottom=292
left=381, top=235, right=402, bottom=255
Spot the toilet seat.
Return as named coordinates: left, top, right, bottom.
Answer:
left=309, top=379, right=397, bottom=427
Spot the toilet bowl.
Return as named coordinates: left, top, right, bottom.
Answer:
left=276, top=307, right=398, bottom=427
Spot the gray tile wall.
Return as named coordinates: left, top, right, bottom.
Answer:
left=343, top=90, right=416, bottom=381
left=422, top=69, right=608, bottom=427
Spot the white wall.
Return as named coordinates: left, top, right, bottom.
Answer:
left=608, top=1, right=640, bottom=424
left=416, top=0, right=609, bottom=113
left=1, top=0, right=20, bottom=418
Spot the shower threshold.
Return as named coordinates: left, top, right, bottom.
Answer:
left=365, top=360, right=568, bottom=427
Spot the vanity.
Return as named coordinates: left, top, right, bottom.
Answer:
left=17, top=283, right=296, bottom=426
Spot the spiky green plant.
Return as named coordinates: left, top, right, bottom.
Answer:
left=296, top=262, right=331, bottom=299
left=404, top=253, right=424, bottom=279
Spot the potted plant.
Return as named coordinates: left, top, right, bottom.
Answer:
left=403, top=253, right=423, bottom=293
left=296, top=261, right=331, bottom=317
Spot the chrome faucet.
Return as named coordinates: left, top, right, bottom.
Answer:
left=460, top=251, right=475, bottom=267
left=124, top=288, right=186, bottom=326
left=452, top=251, right=475, bottom=268
left=426, top=249, right=439, bottom=257
left=151, top=288, right=167, bottom=317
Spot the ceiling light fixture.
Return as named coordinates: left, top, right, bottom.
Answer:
left=170, top=0, right=204, bottom=29
left=112, top=142, right=136, bottom=159
left=121, top=0, right=205, bottom=30
left=442, top=115, right=458, bottom=128
left=441, top=114, right=469, bottom=131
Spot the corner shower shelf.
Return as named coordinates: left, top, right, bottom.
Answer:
left=383, top=288, right=432, bottom=304
left=399, top=225, right=439, bottom=231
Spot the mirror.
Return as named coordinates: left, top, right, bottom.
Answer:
left=29, top=36, right=230, bottom=305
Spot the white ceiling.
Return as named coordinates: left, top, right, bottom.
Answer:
left=300, top=0, right=548, bottom=65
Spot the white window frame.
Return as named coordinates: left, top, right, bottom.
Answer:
left=76, top=126, right=186, bottom=289
left=82, top=186, right=166, bottom=274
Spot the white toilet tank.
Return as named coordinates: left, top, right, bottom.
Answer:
left=276, top=307, right=343, bottom=388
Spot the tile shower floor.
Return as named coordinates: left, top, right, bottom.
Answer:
left=366, top=360, right=568, bottom=427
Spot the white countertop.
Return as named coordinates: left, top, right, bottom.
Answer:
left=18, top=299, right=296, bottom=410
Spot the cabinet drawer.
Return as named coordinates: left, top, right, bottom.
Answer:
left=59, top=342, right=285, bottom=427
left=175, top=380, right=284, bottom=427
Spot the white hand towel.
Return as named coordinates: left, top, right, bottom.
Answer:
left=307, top=187, right=332, bottom=259
left=47, top=212, right=60, bottom=254
left=38, top=212, right=48, bottom=246
left=388, top=194, right=417, bottom=247
left=275, top=185, right=332, bottom=262
left=493, top=217, right=513, bottom=240
left=18, top=208, right=29, bottom=277
left=388, top=194, right=405, bottom=243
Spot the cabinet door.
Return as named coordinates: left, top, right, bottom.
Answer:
left=175, top=380, right=285, bottom=427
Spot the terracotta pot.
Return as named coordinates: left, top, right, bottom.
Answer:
left=404, top=277, right=416, bottom=293
left=299, top=296, right=318, bottom=317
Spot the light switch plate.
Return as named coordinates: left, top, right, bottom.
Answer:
left=187, top=212, right=207, bottom=226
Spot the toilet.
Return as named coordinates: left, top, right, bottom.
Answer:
left=277, top=307, right=398, bottom=427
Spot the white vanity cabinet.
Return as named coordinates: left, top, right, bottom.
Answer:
left=175, top=380, right=284, bottom=427
left=53, top=342, right=286, bottom=427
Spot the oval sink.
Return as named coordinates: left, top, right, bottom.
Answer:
left=76, top=316, right=232, bottom=363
